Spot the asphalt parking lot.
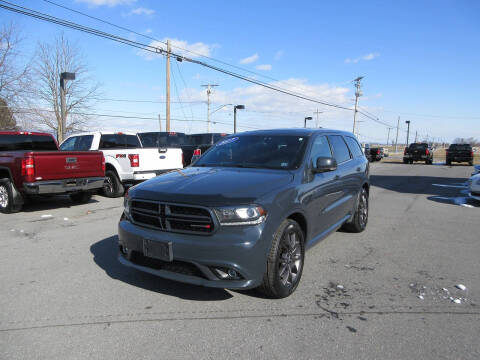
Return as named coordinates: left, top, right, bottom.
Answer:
left=1, top=162, right=479, bottom=360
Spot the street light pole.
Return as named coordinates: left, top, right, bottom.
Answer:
left=59, top=72, right=75, bottom=143
left=304, top=116, right=313, bottom=128
left=233, top=105, right=245, bottom=134
left=405, top=120, right=411, bottom=147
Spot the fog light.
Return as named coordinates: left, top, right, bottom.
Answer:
left=227, top=269, right=239, bottom=279
left=212, top=267, right=242, bottom=280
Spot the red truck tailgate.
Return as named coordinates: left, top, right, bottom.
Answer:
left=31, top=151, right=104, bottom=181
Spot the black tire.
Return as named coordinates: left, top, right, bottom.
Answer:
left=103, top=170, right=124, bottom=198
left=258, top=219, right=305, bottom=299
left=469, top=161, right=473, bottom=166
left=446, top=160, right=451, bottom=166
left=70, top=192, right=92, bottom=204
left=409, top=159, right=413, bottom=164
left=342, top=187, right=369, bottom=233
left=0, top=179, right=22, bottom=214
left=403, top=159, right=408, bottom=164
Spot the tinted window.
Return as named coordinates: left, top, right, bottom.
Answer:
left=138, top=132, right=187, bottom=147
left=328, top=135, right=351, bottom=163
left=60, top=136, right=76, bottom=151
left=410, top=143, right=428, bottom=150
left=194, top=135, right=308, bottom=170
left=345, top=136, right=364, bottom=158
left=125, top=135, right=141, bottom=148
left=309, top=135, right=332, bottom=166
left=449, top=144, right=471, bottom=150
left=0, top=134, right=58, bottom=151
left=100, top=134, right=140, bottom=149
left=189, top=133, right=228, bottom=146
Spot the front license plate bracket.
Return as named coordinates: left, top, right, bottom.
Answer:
left=143, top=239, right=173, bottom=262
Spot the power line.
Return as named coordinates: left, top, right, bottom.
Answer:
left=0, top=1, right=357, bottom=114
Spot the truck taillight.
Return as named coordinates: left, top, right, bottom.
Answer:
left=181, top=152, right=184, bottom=166
left=377, top=149, right=380, bottom=155
left=102, top=155, right=106, bottom=173
left=426, top=149, right=430, bottom=155
left=445, top=150, right=448, bottom=155
left=471, top=151, right=474, bottom=157
left=128, top=154, right=139, bottom=167
left=21, top=156, right=35, bottom=177
left=404, top=148, right=407, bottom=155
left=193, top=149, right=201, bottom=156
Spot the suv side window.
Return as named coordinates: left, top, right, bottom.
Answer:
left=344, top=136, right=364, bottom=158
left=309, top=135, right=332, bottom=166
left=328, top=135, right=351, bottom=164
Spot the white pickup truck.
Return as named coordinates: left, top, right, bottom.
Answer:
left=60, top=132, right=183, bottom=197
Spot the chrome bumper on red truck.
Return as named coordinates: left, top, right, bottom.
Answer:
left=23, top=177, right=105, bottom=194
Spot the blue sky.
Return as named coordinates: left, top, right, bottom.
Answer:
left=2, top=0, right=480, bottom=143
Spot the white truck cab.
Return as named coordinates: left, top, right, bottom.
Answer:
left=60, top=132, right=183, bottom=197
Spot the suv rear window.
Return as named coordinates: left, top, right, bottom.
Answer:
left=0, top=134, right=58, bottom=151
left=100, top=134, right=141, bottom=149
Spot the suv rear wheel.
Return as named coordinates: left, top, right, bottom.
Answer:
left=259, top=219, right=305, bottom=298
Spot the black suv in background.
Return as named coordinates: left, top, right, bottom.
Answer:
left=118, top=129, right=370, bottom=298
left=403, top=143, right=433, bottom=164
left=446, top=144, right=473, bottom=166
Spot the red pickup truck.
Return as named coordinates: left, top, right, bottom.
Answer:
left=0, top=131, right=105, bottom=213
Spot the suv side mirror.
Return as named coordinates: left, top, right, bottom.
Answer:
left=313, top=157, right=337, bottom=173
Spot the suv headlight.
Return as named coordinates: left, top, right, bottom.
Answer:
left=214, top=205, right=266, bottom=226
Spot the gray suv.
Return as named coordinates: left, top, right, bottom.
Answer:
left=118, top=129, right=369, bottom=298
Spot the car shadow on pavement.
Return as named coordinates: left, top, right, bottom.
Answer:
left=21, top=195, right=99, bottom=212
left=90, top=236, right=233, bottom=301
left=370, top=175, right=469, bottom=196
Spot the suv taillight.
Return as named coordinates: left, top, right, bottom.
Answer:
left=128, top=154, right=139, bottom=167
left=193, top=149, right=201, bottom=156
left=21, top=156, right=35, bottom=178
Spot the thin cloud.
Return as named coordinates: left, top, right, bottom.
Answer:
left=274, top=50, right=284, bottom=60
left=255, top=64, right=272, bottom=71
left=129, top=7, right=155, bottom=15
left=239, top=53, right=259, bottom=64
left=145, top=29, right=153, bottom=34
left=345, top=52, right=380, bottom=64
left=76, top=0, right=136, bottom=6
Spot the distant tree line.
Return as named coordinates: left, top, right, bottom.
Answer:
left=452, top=137, right=480, bottom=146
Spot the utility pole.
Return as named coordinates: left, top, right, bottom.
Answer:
left=313, top=109, right=323, bottom=128
left=387, top=127, right=393, bottom=146
left=158, top=114, right=162, bottom=132
left=394, top=116, right=400, bottom=152
left=405, top=120, right=411, bottom=146
left=201, top=83, right=218, bottom=132
left=414, top=131, right=418, bottom=143
left=166, top=40, right=171, bottom=132
left=352, top=76, right=363, bottom=136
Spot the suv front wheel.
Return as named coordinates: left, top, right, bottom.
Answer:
left=259, top=219, right=305, bottom=298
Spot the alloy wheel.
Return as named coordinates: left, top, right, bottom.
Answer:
left=0, top=185, right=8, bottom=208
left=278, top=229, right=303, bottom=287
left=358, top=191, right=368, bottom=227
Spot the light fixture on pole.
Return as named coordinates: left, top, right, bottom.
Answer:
left=304, top=116, right=313, bottom=128
left=59, top=72, right=75, bottom=142
left=405, top=120, right=411, bottom=146
left=233, top=105, right=245, bottom=134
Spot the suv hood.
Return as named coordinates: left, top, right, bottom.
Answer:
left=130, top=166, right=294, bottom=206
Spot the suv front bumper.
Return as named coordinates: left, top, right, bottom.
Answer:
left=23, top=177, right=105, bottom=194
left=117, top=218, right=269, bottom=289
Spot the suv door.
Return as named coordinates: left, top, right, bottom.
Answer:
left=326, top=135, right=356, bottom=224
left=303, top=135, right=343, bottom=241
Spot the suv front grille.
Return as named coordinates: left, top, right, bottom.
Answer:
left=130, top=200, right=215, bottom=234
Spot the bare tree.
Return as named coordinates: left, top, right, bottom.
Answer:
left=34, top=33, right=101, bottom=142
left=0, top=23, right=32, bottom=129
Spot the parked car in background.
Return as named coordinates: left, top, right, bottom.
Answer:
left=189, top=133, right=229, bottom=163
left=0, top=131, right=105, bottom=213
left=383, top=147, right=389, bottom=157
left=118, top=129, right=369, bottom=298
left=363, top=144, right=383, bottom=162
left=60, top=132, right=183, bottom=197
left=468, top=171, right=480, bottom=201
left=403, top=143, right=433, bottom=164
left=138, top=132, right=196, bottom=166
left=446, top=144, right=473, bottom=166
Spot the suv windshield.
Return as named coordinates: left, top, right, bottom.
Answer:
left=193, top=135, right=308, bottom=170
left=138, top=132, right=187, bottom=147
